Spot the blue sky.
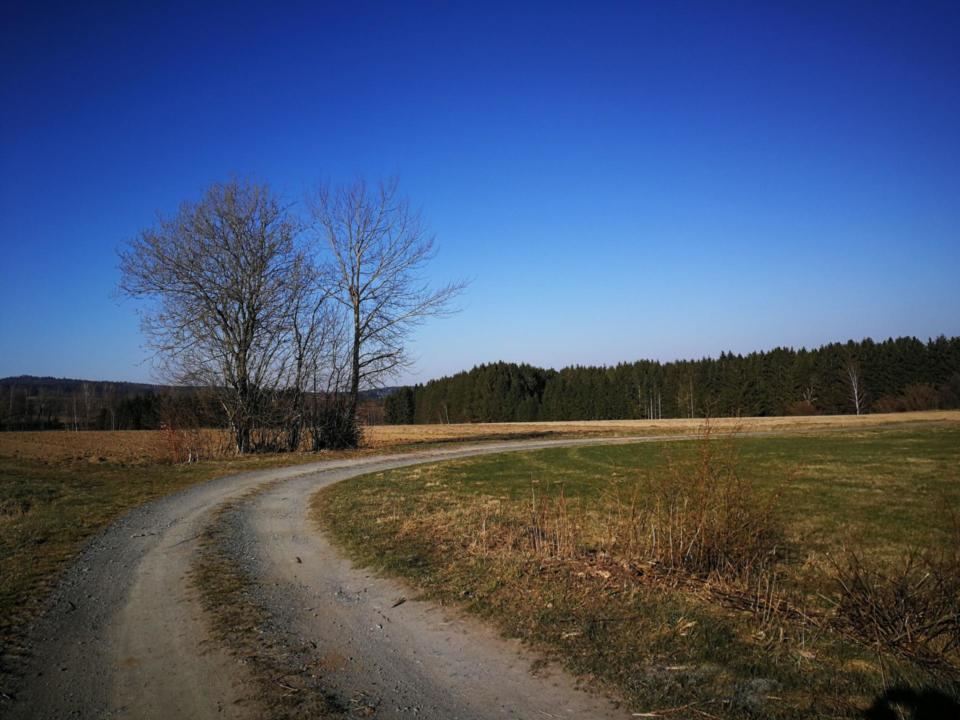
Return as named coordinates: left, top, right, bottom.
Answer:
left=1, top=1, right=958, bottom=384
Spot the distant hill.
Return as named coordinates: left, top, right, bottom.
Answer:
left=359, top=386, right=400, bottom=400
left=0, top=375, right=162, bottom=392
left=0, top=375, right=178, bottom=431
left=0, top=375, right=398, bottom=431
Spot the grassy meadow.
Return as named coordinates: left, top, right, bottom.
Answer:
left=1, top=411, right=957, bottom=712
left=314, top=421, right=960, bottom=718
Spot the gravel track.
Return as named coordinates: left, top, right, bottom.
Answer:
left=2, top=435, right=716, bottom=719
left=230, top=452, right=638, bottom=719
left=7, top=424, right=888, bottom=720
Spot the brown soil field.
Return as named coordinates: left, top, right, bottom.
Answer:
left=1, top=410, right=957, bottom=464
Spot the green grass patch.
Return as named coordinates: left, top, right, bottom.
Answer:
left=314, top=424, right=960, bottom=718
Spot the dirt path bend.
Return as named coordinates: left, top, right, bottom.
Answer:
left=234, top=452, right=640, bottom=720
left=5, top=436, right=687, bottom=720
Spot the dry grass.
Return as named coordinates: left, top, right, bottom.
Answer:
left=461, top=430, right=782, bottom=583
left=364, top=410, right=960, bottom=447
left=2, top=409, right=955, bottom=463
left=314, top=422, right=960, bottom=718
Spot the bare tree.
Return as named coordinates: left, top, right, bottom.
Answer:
left=283, top=264, right=355, bottom=451
left=119, top=180, right=303, bottom=453
left=283, top=269, right=323, bottom=451
left=844, top=359, right=867, bottom=415
left=305, top=308, right=358, bottom=449
left=306, top=178, right=465, bottom=418
left=81, top=382, right=92, bottom=429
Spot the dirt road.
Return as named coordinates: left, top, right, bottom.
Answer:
left=7, top=437, right=664, bottom=720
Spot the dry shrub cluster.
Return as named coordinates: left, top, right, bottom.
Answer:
left=784, top=399, right=818, bottom=416
left=160, top=425, right=234, bottom=463
left=467, top=429, right=783, bottom=588
left=156, top=393, right=361, bottom=463
left=872, top=383, right=949, bottom=413
left=158, top=395, right=232, bottom=463
left=617, top=430, right=782, bottom=581
left=832, top=528, right=960, bottom=676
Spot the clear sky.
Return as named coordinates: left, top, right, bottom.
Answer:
left=1, top=1, right=958, bottom=384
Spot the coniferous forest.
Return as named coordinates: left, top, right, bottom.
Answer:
left=385, top=336, right=960, bottom=424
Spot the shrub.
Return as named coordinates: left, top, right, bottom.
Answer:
left=784, top=400, right=818, bottom=416
left=159, top=395, right=229, bottom=462
left=476, top=426, right=785, bottom=588
left=873, top=383, right=943, bottom=413
left=832, top=521, right=960, bottom=676
left=307, top=397, right=362, bottom=451
left=619, top=428, right=784, bottom=581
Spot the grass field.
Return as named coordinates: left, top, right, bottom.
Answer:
left=1, top=410, right=957, bottom=709
left=314, top=421, right=960, bottom=718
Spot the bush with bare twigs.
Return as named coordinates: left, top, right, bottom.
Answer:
left=832, top=522, right=960, bottom=677
left=620, top=429, right=783, bottom=581
left=468, top=426, right=785, bottom=591
left=158, top=394, right=233, bottom=462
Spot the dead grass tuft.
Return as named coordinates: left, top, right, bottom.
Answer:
left=621, top=426, right=783, bottom=582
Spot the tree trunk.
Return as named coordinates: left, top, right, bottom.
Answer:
left=349, top=301, right=362, bottom=419
left=234, top=421, right=251, bottom=454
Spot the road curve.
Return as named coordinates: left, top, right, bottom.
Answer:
left=5, top=436, right=691, bottom=719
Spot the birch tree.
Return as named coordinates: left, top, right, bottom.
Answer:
left=844, top=359, right=867, bottom=415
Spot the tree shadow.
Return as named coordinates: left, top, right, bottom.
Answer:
left=863, top=685, right=960, bottom=719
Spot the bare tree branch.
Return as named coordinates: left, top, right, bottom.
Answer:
left=305, top=178, right=466, bottom=417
